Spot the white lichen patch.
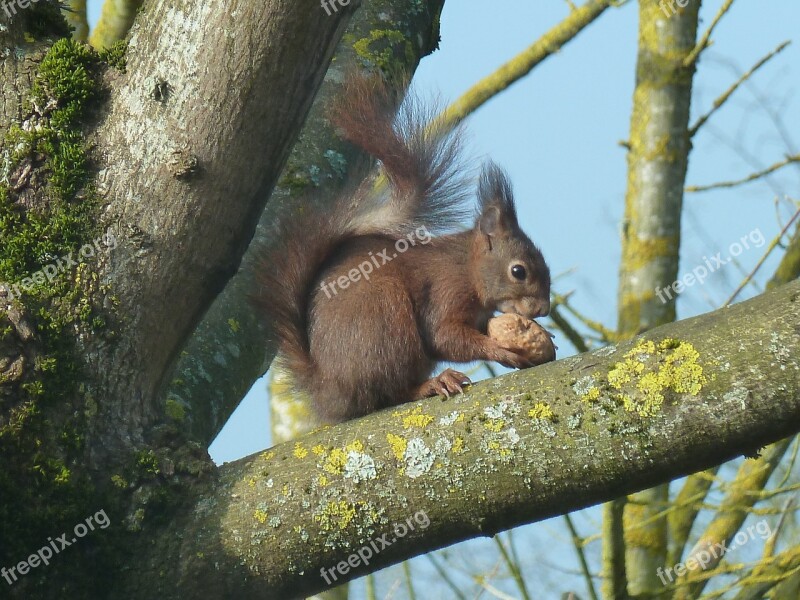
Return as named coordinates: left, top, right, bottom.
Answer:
left=573, top=375, right=600, bottom=402
left=434, top=436, right=452, bottom=454
left=484, top=398, right=520, bottom=419
left=480, top=424, right=524, bottom=461
left=505, top=428, right=521, bottom=446
left=438, top=411, right=461, bottom=426
left=596, top=344, right=617, bottom=357
left=768, top=332, right=792, bottom=370
left=343, top=451, right=377, bottom=483
left=531, top=418, right=557, bottom=438
left=723, top=385, right=749, bottom=409
left=404, top=438, right=434, bottom=478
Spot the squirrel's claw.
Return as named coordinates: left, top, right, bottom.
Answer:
left=414, top=369, right=472, bottom=400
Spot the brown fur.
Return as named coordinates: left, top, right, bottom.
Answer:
left=254, top=74, right=550, bottom=423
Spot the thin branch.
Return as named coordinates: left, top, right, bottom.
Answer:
left=549, top=305, right=590, bottom=353
left=564, top=514, right=600, bottom=600
left=436, top=0, right=617, bottom=129
left=554, top=293, right=619, bottom=342
left=425, top=554, right=468, bottom=600
left=687, top=154, right=800, bottom=193
left=689, top=41, right=791, bottom=137
left=724, top=206, right=800, bottom=306
left=402, top=561, right=417, bottom=600
left=683, top=0, right=736, bottom=67
left=494, top=534, right=532, bottom=600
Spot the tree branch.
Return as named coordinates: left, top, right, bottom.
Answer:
left=127, top=280, right=800, bottom=599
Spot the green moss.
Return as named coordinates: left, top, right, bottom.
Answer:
left=0, top=38, right=121, bottom=596
left=165, top=397, right=186, bottom=422
left=98, top=40, right=128, bottom=73
left=135, top=450, right=161, bottom=477
left=352, top=29, right=414, bottom=74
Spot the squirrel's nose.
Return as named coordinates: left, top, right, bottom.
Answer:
left=532, top=298, right=550, bottom=318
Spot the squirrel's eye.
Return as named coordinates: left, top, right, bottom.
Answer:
left=510, top=264, right=527, bottom=281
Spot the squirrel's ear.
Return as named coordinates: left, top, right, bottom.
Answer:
left=478, top=206, right=503, bottom=236
left=477, top=162, right=518, bottom=236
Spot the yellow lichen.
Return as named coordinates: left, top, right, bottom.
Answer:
left=584, top=387, right=600, bottom=401
left=386, top=433, right=407, bottom=461
left=529, top=402, right=555, bottom=420
left=483, top=419, right=505, bottom=433
left=452, top=437, right=465, bottom=454
left=293, top=443, right=308, bottom=459
left=315, top=501, right=357, bottom=531
left=260, top=450, right=275, bottom=461
left=312, top=444, right=326, bottom=456
left=402, top=406, right=435, bottom=429
left=345, top=440, right=364, bottom=453
left=317, top=475, right=329, bottom=487
left=607, top=338, right=707, bottom=417
left=247, top=477, right=256, bottom=488
left=323, top=448, right=348, bottom=475
left=254, top=509, right=268, bottom=524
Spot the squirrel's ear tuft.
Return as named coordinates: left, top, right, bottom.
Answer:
left=477, top=162, right=517, bottom=234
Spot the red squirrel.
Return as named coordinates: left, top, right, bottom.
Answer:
left=255, top=75, right=551, bottom=423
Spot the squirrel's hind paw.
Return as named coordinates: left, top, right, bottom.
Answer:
left=414, top=369, right=471, bottom=399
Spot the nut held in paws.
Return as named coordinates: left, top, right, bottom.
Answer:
left=487, top=313, right=556, bottom=365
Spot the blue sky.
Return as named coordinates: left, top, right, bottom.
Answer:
left=87, top=1, right=800, bottom=596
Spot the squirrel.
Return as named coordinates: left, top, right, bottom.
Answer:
left=255, top=75, right=551, bottom=423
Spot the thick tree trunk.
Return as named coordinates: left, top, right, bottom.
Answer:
left=1, top=1, right=355, bottom=597
left=85, top=0, right=356, bottom=466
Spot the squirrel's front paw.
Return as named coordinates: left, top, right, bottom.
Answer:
left=414, top=368, right=472, bottom=399
left=493, top=347, right=536, bottom=370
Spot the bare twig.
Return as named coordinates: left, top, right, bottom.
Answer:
left=687, top=154, right=800, bottom=193
left=683, top=0, right=736, bottom=67
left=724, top=206, right=800, bottom=306
left=689, top=41, right=791, bottom=137
left=564, top=514, right=600, bottom=600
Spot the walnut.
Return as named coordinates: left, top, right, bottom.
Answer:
left=487, top=313, right=556, bottom=365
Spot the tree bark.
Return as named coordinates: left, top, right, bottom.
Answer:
left=84, top=0, right=357, bottom=466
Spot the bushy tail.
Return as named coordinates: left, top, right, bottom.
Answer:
left=331, top=74, right=471, bottom=236
left=255, top=73, right=470, bottom=393
left=253, top=199, right=355, bottom=393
